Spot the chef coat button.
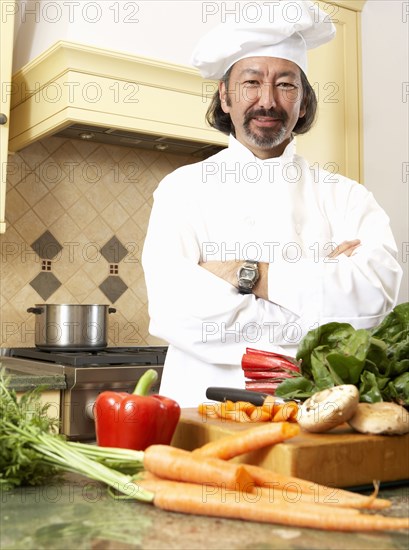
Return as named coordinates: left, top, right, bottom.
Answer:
left=244, top=217, right=255, bottom=226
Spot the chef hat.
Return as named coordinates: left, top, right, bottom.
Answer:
left=191, top=1, right=336, bottom=79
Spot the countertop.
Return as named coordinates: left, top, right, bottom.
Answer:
left=0, top=357, right=66, bottom=391
left=1, top=474, right=408, bottom=550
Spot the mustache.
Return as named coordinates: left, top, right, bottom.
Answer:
left=243, top=109, right=288, bottom=125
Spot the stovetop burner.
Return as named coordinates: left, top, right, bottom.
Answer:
left=9, top=346, right=168, bottom=367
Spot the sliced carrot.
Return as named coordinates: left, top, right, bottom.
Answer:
left=198, top=403, right=219, bottom=418
left=143, top=444, right=253, bottom=491
left=272, top=402, right=299, bottom=422
left=234, top=401, right=257, bottom=416
left=245, top=464, right=391, bottom=510
left=192, top=421, right=300, bottom=460
left=249, top=407, right=271, bottom=422
left=137, top=478, right=408, bottom=532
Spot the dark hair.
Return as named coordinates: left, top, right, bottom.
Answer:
left=205, top=66, right=317, bottom=137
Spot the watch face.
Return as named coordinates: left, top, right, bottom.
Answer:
left=241, top=268, right=257, bottom=282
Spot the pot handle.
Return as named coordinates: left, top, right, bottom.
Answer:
left=27, top=307, right=44, bottom=314
left=108, top=307, right=117, bottom=314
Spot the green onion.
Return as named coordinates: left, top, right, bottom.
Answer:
left=0, top=371, right=153, bottom=501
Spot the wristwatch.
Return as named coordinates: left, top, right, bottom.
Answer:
left=237, top=261, right=259, bottom=294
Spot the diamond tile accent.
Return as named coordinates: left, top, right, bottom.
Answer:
left=30, top=272, right=62, bottom=300
left=100, top=236, right=128, bottom=264
left=99, top=275, right=128, bottom=303
left=31, top=230, right=63, bottom=260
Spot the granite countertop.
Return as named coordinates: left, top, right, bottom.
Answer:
left=0, top=357, right=66, bottom=391
left=1, top=474, right=408, bottom=550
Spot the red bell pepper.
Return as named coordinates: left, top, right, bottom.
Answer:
left=94, top=369, right=180, bottom=451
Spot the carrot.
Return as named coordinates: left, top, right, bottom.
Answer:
left=198, top=403, right=219, bottom=418
left=245, top=464, right=391, bottom=510
left=198, top=397, right=300, bottom=423
left=193, top=421, right=300, bottom=460
left=249, top=407, right=271, bottom=422
left=272, top=402, right=299, bottom=422
left=143, top=444, right=253, bottom=491
left=137, top=478, right=408, bottom=532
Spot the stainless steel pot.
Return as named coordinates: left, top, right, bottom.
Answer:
left=27, top=304, right=117, bottom=351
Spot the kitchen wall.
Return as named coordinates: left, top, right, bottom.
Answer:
left=0, top=137, right=194, bottom=348
left=361, top=0, right=409, bottom=304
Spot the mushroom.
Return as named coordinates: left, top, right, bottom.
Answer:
left=297, top=385, right=360, bottom=433
left=348, top=402, right=409, bottom=435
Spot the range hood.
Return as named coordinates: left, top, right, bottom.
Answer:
left=9, top=41, right=228, bottom=156
left=55, top=124, right=225, bottom=158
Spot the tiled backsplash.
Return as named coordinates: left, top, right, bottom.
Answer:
left=0, top=136, right=195, bottom=348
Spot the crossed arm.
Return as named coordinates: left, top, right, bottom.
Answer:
left=199, top=239, right=361, bottom=300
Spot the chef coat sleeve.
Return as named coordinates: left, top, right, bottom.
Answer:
left=142, top=175, right=284, bottom=366
left=267, top=181, right=403, bottom=329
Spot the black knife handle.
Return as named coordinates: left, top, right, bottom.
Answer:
left=206, top=387, right=268, bottom=406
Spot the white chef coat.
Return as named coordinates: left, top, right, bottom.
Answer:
left=142, top=136, right=402, bottom=407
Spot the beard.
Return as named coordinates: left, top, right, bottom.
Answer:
left=242, top=108, right=289, bottom=149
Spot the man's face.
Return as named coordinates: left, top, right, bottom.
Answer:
left=219, top=57, right=306, bottom=159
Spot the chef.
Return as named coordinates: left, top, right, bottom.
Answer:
left=142, top=1, right=402, bottom=406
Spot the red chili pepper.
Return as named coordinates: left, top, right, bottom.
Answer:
left=94, top=369, right=180, bottom=451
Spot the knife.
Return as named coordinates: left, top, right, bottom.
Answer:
left=206, top=387, right=299, bottom=405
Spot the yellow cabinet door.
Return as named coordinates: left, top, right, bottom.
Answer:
left=0, top=0, right=16, bottom=233
left=296, top=2, right=362, bottom=182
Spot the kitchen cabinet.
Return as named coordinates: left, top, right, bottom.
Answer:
left=0, top=0, right=16, bottom=233
left=296, top=1, right=365, bottom=182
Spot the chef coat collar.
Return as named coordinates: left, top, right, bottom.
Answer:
left=228, top=134, right=296, bottom=163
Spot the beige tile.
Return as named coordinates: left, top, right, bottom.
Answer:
left=81, top=216, right=113, bottom=244
left=13, top=209, right=46, bottom=245
left=6, top=152, right=30, bottom=188
left=18, top=141, right=50, bottom=169
left=134, top=202, right=152, bottom=233
left=51, top=140, right=86, bottom=168
left=83, top=180, right=115, bottom=212
left=4, top=188, right=30, bottom=225
left=0, top=301, right=27, bottom=347
left=68, top=160, right=100, bottom=192
left=117, top=183, right=147, bottom=216
left=16, top=171, right=50, bottom=206
left=82, top=257, right=108, bottom=286
left=118, top=150, right=147, bottom=181
left=136, top=149, right=161, bottom=168
left=0, top=262, right=27, bottom=302
left=67, top=197, right=98, bottom=230
left=40, top=136, right=68, bottom=155
left=47, top=286, right=78, bottom=304
left=116, top=217, right=145, bottom=246
left=33, top=193, right=65, bottom=227
left=148, top=154, right=176, bottom=181
left=136, top=168, right=161, bottom=201
left=51, top=175, right=83, bottom=209
left=49, top=212, right=81, bottom=243
left=70, top=138, right=100, bottom=159
left=100, top=201, right=129, bottom=232
left=64, top=270, right=97, bottom=303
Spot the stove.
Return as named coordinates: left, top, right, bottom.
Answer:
left=7, top=346, right=167, bottom=440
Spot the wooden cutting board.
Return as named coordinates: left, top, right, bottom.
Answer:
left=171, top=409, right=409, bottom=488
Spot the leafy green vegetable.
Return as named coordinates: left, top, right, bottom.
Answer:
left=275, top=303, right=409, bottom=405
left=0, top=371, right=151, bottom=499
